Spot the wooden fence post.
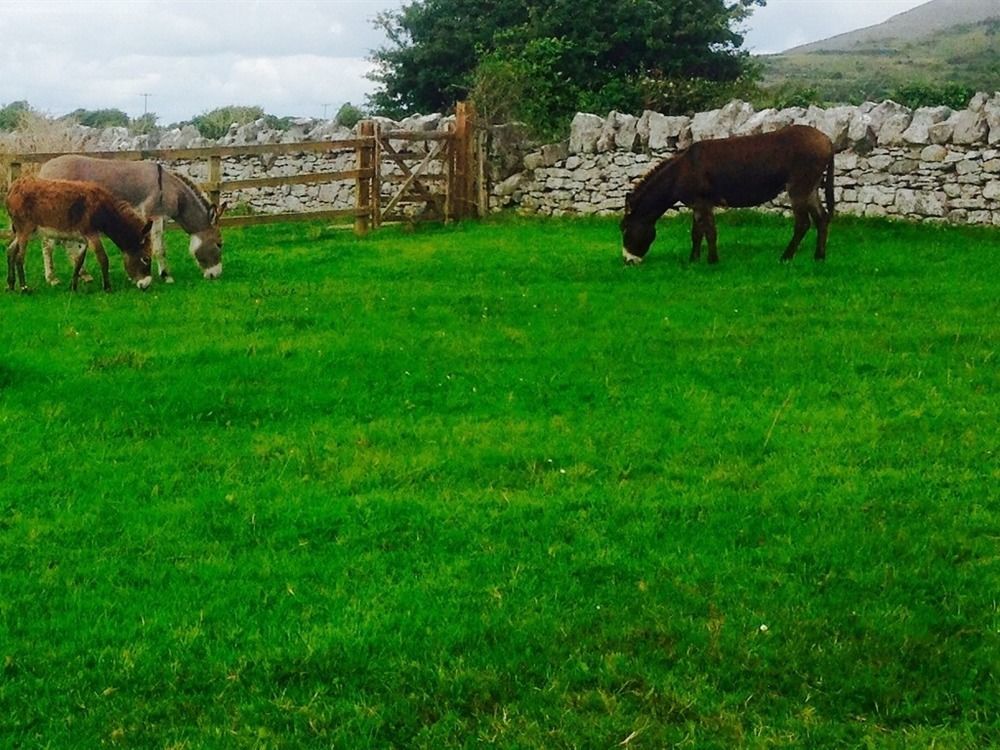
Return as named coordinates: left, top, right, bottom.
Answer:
left=476, top=127, right=489, bottom=217
left=207, top=154, right=222, bottom=208
left=355, top=120, right=375, bottom=235
left=452, top=102, right=472, bottom=220
left=372, top=121, right=382, bottom=229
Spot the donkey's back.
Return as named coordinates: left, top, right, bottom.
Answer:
left=678, top=125, right=834, bottom=208
left=6, top=176, right=119, bottom=234
left=39, top=155, right=161, bottom=212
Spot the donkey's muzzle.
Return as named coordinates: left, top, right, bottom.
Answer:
left=203, top=263, right=222, bottom=280
left=622, top=247, right=644, bottom=265
left=136, top=276, right=153, bottom=291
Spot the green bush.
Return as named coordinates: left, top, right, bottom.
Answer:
left=637, top=72, right=763, bottom=116
left=470, top=36, right=582, bottom=140
left=0, top=100, right=32, bottom=131
left=889, top=82, right=975, bottom=110
left=65, top=108, right=130, bottom=129
left=190, top=106, right=267, bottom=139
left=335, top=102, right=366, bottom=129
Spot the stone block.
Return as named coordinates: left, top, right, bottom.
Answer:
left=641, top=111, right=691, bottom=150
left=920, top=145, right=948, bottom=162
left=895, top=189, right=946, bottom=216
left=902, top=106, right=953, bottom=145
left=950, top=110, right=988, bottom=145
left=569, top=112, right=604, bottom=154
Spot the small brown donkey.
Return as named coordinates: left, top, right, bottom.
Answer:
left=621, top=125, right=835, bottom=264
left=5, top=176, right=153, bottom=292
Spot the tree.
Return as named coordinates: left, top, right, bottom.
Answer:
left=368, top=0, right=765, bottom=126
left=130, top=112, right=160, bottom=136
left=335, top=102, right=366, bottom=128
left=0, top=100, right=33, bottom=131
left=190, top=106, right=267, bottom=139
left=65, top=108, right=130, bottom=128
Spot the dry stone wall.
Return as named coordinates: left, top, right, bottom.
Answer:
left=7, top=97, right=1000, bottom=225
left=492, top=94, right=1000, bottom=226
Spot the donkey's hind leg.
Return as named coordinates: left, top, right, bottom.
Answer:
left=12, top=237, right=31, bottom=293
left=807, top=193, right=830, bottom=261
left=690, top=212, right=705, bottom=262
left=700, top=207, right=720, bottom=265
left=7, top=238, right=21, bottom=291
left=42, top=237, right=60, bottom=285
left=150, top=217, right=173, bottom=283
left=780, top=205, right=812, bottom=262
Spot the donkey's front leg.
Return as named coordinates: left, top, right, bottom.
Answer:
left=68, top=240, right=94, bottom=283
left=70, top=242, right=90, bottom=291
left=150, top=217, right=173, bottom=283
left=89, top=238, right=112, bottom=292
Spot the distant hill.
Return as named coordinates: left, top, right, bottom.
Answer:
left=785, top=0, right=1000, bottom=54
left=758, top=0, right=1000, bottom=106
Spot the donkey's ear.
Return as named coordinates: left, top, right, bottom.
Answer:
left=142, top=219, right=154, bottom=236
left=210, top=202, right=228, bottom=224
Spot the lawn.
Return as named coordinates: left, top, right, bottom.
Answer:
left=1, top=212, right=997, bottom=748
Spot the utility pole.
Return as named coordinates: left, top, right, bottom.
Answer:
left=140, top=93, right=152, bottom=115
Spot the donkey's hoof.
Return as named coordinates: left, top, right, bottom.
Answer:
left=47, top=278, right=62, bottom=287
left=20, top=286, right=32, bottom=295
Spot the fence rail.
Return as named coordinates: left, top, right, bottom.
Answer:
left=1, top=102, right=485, bottom=241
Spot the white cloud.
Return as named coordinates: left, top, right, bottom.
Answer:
left=0, top=0, right=935, bottom=123
left=743, top=0, right=930, bottom=54
left=0, top=0, right=396, bottom=121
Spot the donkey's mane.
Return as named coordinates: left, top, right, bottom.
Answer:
left=170, top=169, right=213, bottom=212
left=625, top=148, right=688, bottom=215
left=627, top=148, right=687, bottom=202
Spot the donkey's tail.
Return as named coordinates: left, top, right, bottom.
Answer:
left=824, top=153, right=836, bottom=216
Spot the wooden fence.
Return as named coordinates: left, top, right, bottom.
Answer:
left=1, top=102, right=485, bottom=240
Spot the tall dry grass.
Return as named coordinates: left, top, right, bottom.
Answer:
left=1, top=111, right=83, bottom=192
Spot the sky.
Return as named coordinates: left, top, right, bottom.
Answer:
left=0, top=0, right=932, bottom=125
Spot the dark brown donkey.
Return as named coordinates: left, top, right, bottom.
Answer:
left=620, top=125, right=835, bottom=264
left=5, top=177, right=153, bottom=292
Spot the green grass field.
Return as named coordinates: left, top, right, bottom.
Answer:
left=1, top=212, right=997, bottom=748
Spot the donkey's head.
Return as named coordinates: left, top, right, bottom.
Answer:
left=620, top=194, right=655, bottom=265
left=189, top=202, right=227, bottom=279
left=122, top=219, right=154, bottom=290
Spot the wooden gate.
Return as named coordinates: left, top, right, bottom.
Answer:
left=357, top=101, right=486, bottom=231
